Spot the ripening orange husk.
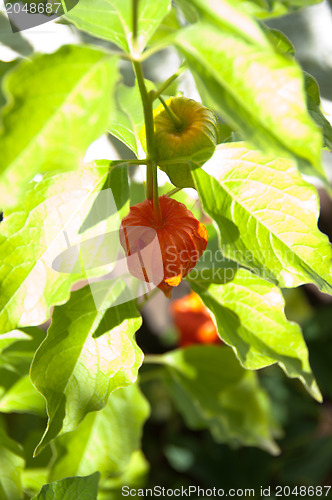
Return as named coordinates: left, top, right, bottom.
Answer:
left=119, top=195, right=208, bottom=297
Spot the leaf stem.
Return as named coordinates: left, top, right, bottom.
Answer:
left=136, top=287, right=160, bottom=310
left=133, top=61, right=155, bottom=196
left=111, top=159, right=148, bottom=167
left=158, top=95, right=183, bottom=129
left=151, top=64, right=187, bottom=100
left=60, top=0, right=68, bottom=13
left=132, top=62, right=162, bottom=223
left=132, top=0, right=162, bottom=224
left=144, top=354, right=166, bottom=365
left=140, top=41, right=174, bottom=61
left=132, top=0, right=139, bottom=47
left=166, top=187, right=183, bottom=197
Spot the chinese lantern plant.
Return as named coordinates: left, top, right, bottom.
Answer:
left=1, top=0, right=332, bottom=497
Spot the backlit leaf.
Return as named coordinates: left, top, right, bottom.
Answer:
left=30, top=282, right=143, bottom=455
left=0, top=45, right=118, bottom=207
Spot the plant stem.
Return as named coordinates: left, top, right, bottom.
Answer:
left=132, top=0, right=162, bottom=223
left=140, top=42, right=174, bottom=61
left=144, top=354, right=166, bottom=365
left=133, top=61, right=155, bottom=198
left=166, top=187, right=183, bottom=197
left=132, top=0, right=139, bottom=47
left=158, top=95, right=183, bottom=129
left=113, top=159, right=148, bottom=167
left=151, top=64, right=187, bottom=100
left=134, top=63, right=162, bottom=223
left=60, top=0, right=68, bottom=13
left=136, top=287, right=160, bottom=310
left=152, top=165, right=163, bottom=225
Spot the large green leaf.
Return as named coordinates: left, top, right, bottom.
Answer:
left=66, top=0, right=171, bottom=54
left=178, top=0, right=323, bottom=21
left=176, top=22, right=325, bottom=180
left=0, top=327, right=46, bottom=415
left=177, top=0, right=270, bottom=46
left=148, top=6, right=181, bottom=45
left=50, top=383, right=149, bottom=480
left=190, top=269, right=321, bottom=401
left=30, top=282, right=143, bottom=455
left=227, top=0, right=323, bottom=19
left=0, top=45, right=118, bottom=208
left=0, top=425, right=24, bottom=500
left=193, top=143, right=332, bottom=295
left=32, top=472, right=100, bottom=500
left=162, top=345, right=280, bottom=454
left=0, top=163, right=110, bottom=334
left=305, top=72, right=332, bottom=151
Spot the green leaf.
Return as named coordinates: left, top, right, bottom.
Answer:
left=66, top=0, right=171, bottom=54
left=30, top=282, right=143, bottom=455
left=0, top=330, right=31, bottom=354
left=305, top=72, right=332, bottom=151
left=193, top=143, right=332, bottom=295
left=32, top=472, right=100, bottom=500
left=98, top=451, right=149, bottom=500
left=22, top=469, right=49, bottom=499
left=0, top=12, right=33, bottom=58
left=0, top=45, right=118, bottom=208
left=0, top=375, right=45, bottom=415
left=229, top=0, right=324, bottom=19
left=182, top=0, right=323, bottom=20
left=0, top=61, right=16, bottom=108
left=187, top=225, right=240, bottom=284
left=108, top=103, right=139, bottom=156
left=0, top=327, right=46, bottom=415
left=107, top=84, right=146, bottom=156
left=148, top=6, right=181, bottom=45
left=177, top=0, right=270, bottom=46
left=162, top=345, right=280, bottom=454
left=50, top=383, right=149, bottom=480
left=78, top=163, right=130, bottom=235
left=158, top=158, right=196, bottom=189
left=107, top=80, right=155, bottom=157
left=264, top=27, right=295, bottom=55
left=0, top=163, right=110, bottom=334
left=176, top=22, right=325, bottom=181
left=190, top=269, right=321, bottom=401
left=0, top=425, right=24, bottom=500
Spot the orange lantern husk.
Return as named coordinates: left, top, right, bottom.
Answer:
left=119, top=195, right=208, bottom=297
left=170, top=291, right=221, bottom=346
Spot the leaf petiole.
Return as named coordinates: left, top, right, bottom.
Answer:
left=158, top=95, right=183, bottom=129
left=151, top=63, right=187, bottom=101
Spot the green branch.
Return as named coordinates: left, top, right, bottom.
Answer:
left=151, top=64, right=187, bottom=100
left=132, top=0, right=161, bottom=223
